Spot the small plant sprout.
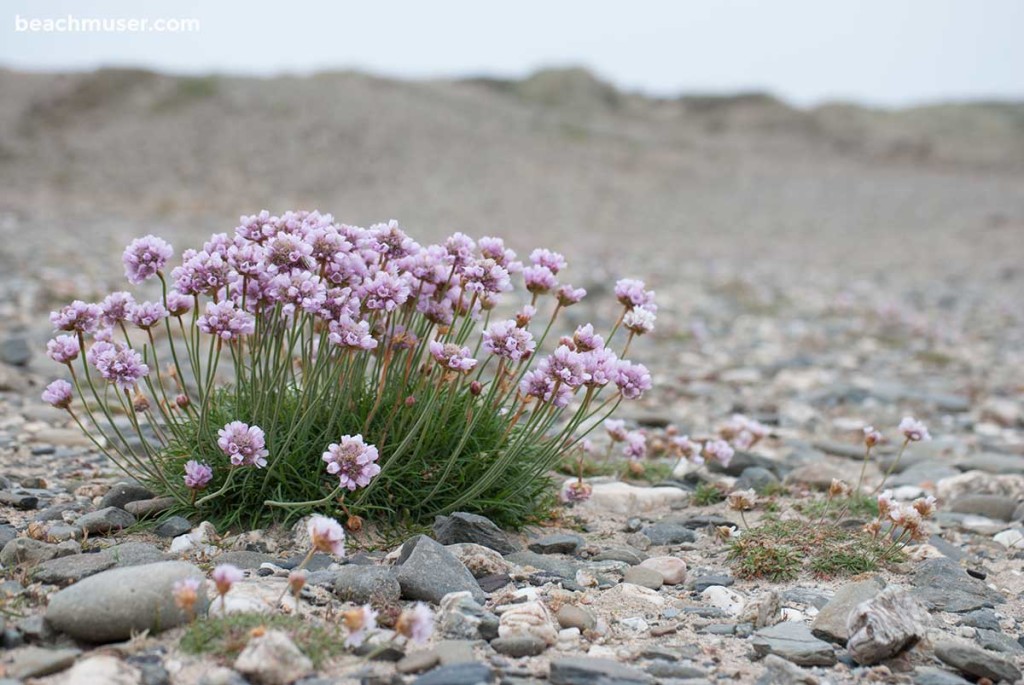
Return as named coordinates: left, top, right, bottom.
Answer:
left=395, top=602, right=435, bottom=645
left=173, top=577, right=203, bottom=622
left=726, top=488, right=757, bottom=528
left=855, top=426, right=884, bottom=491
left=211, top=564, right=243, bottom=613
left=342, top=604, right=379, bottom=648
left=819, top=478, right=853, bottom=523
left=40, top=211, right=656, bottom=529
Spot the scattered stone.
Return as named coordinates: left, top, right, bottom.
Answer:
left=432, top=512, right=519, bottom=554
left=811, top=576, right=885, bottom=643
left=124, top=497, right=176, bottom=517
left=582, top=482, right=688, bottom=515
left=640, top=522, right=696, bottom=545
left=214, top=550, right=278, bottom=569
left=933, top=640, right=1022, bottom=683
left=847, top=588, right=929, bottom=665
left=328, top=565, right=401, bottom=604
left=45, top=561, right=208, bottom=643
left=504, top=551, right=577, bottom=579
left=528, top=533, right=584, bottom=555
left=993, top=528, right=1024, bottom=548
left=98, top=482, right=156, bottom=510
left=622, top=565, right=664, bottom=590
left=735, top=466, right=781, bottom=494
left=689, top=573, right=735, bottom=592
left=740, top=590, right=782, bottom=629
left=701, top=585, right=745, bottom=617
left=498, top=600, right=558, bottom=645
left=557, top=605, right=596, bottom=631
left=549, top=656, right=652, bottom=685
left=911, top=667, right=972, bottom=685
left=234, top=629, right=313, bottom=685
left=62, top=655, right=143, bottom=684
left=980, top=397, right=1022, bottom=427
left=638, top=556, right=686, bottom=584
left=958, top=608, right=1001, bottom=632
left=76, top=507, right=136, bottom=535
left=435, top=639, right=475, bottom=664
left=447, top=542, right=512, bottom=578
left=592, top=547, right=645, bottom=565
left=751, top=622, right=836, bottom=666
left=756, top=654, right=818, bottom=685
left=0, top=491, right=38, bottom=510
left=0, top=336, right=32, bottom=366
left=412, top=663, right=495, bottom=685
left=975, top=628, right=1024, bottom=655
left=394, top=535, right=484, bottom=603
left=154, top=516, right=193, bottom=538
left=396, top=650, right=441, bottom=674
left=911, top=558, right=1004, bottom=612
left=1, top=646, right=80, bottom=679
left=492, top=635, right=548, bottom=657
left=1, top=537, right=72, bottom=567
left=948, top=494, right=1019, bottom=521
left=438, top=591, right=499, bottom=640
left=32, top=551, right=115, bottom=584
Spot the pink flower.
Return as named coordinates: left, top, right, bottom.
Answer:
left=529, top=248, right=567, bottom=274
left=429, top=341, right=478, bottom=372
left=322, top=435, right=381, bottom=491
left=604, top=419, right=628, bottom=442
left=522, top=265, right=557, bottom=294
left=482, top=320, right=536, bottom=362
left=46, top=335, right=80, bottom=365
left=307, top=515, right=346, bottom=557
left=42, top=379, right=73, bottom=409
left=899, top=416, right=931, bottom=442
left=50, top=301, right=102, bottom=334
left=99, top=292, right=136, bottom=327
left=328, top=316, right=378, bottom=351
left=183, top=460, right=213, bottom=489
left=704, top=439, right=735, bottom=468
left=863, top=426, right=883, bottom=447
left=217, top=421, right=269, bottom=468
left=614, top=278, right=656, bottom=311
left=396, top=602, right=434, bottom=644
left=623, top=431, right=647, bottom=460
left=623, top=306, right=656, bottom=335
left=561, top=480, right=593, bottom=503
left=123, top=235, right=173, bottom=284
left=613, top=360, right=652, bottom=400
left=198, top=301, right=255, bottom=341
left=343, top=604, right=379, bottom=647
left=211, top=564, right=243, bottom=597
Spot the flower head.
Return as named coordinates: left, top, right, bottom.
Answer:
left=829, top=479, right=852, bottom=498
left=328, top=315, right=377, bottom=350
left=605, top=419, right=628, bottom=442
left=183, top=460, right=214, bottom=490
left=561, top=480, right=593, bottom=503
left=482, top=320, right=536, bottom=362
left=520, top=369, right=572, bottom=407
left=623, top=306, right=656, bottom=335
left=92, top=344, right=150, bottom=390
left=342, top=604, right=379, bottom=648
left=704, top=439, right=735, bottom=468
left=523, top=265, right=557, bottom=294
left=307, top=515, right=346, bottom=557
left=670, top=435, right=702, bottom=463
left=529, top=248, right=567, bottom=274
left=288, top=569, right=308, bottom=596
left=396, top=603, right=434, bottom=644
left=165, top=290, right=194, bottom=317
left=726, top=489, right=757, bottom=512
left=899, top=416, right=931, bottom=442
left=50, top=300, right=102, bottom=334
left=217, top=421, right=269, bottom=468
left=429, top=340, right=478, bottom=372
left=614, top=278, right=656, bottom=311
left=46, top=335, right=80, bottom=365
left=42, top=379, right=73, bottom=409
left=613, top=360, right=652, bottom=400
left=544, top=345, right=589, bottom=388
left=123, top=235, right=173, bottom=284
left=623, top=430, right=647, bottom=460
left=572, top=324, right=604, bottom=352
left=322, top=435, right=381, bottom=491
left=173, top=577, right=202, bottom=615
left=863, top=426, right=883, bottom=448
left=198, top=301, right=255, bottom=341
left=877, top=490, right=895, bottom=518
left=556, top=284, right=586, bottom=307
left=211, top=564, right=243, bottom=597
left=129, top=301, right=169, bottom=329
left=99, top=292, right=136, bottom=328
left=912, top=495, right=937, bottom=518
left=359, top=271, right=410, bottom=312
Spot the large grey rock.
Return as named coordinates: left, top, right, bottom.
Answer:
left=549, top=656, right=652, bottom=684
left=124, top=497, right=175, bottom=517
left=933, top=640, right=1021, bottom=683
left=437, top=591, right=499, bottom=640
left=154, top=516, right=193, bottom=538
left=847, top=588, right=929, bottom=665
left=99, top=482, right=155, bottom=510
left=45, top=561, right=208, bottom=643
left=0, top=336, right=32, bottom=366
left=811, top=576, right=885, bottom=643
left=0, top=491, right=38, bottom=510
left=76, top=507, right=136, bottom=535
left=912, top=667, right=972, bottom=685
left=394, top=535, right=484, bottom=603
left=0, top=538, right=72, bottom=568
left=328, top=565, right=401, bottom=604
left=751, top=622, right=836, bottom=666
left=735, top=467, right=781, bottom=494
left=433, top=512, right=519, bottom=554
left=911, top=558, right=1004, bottom=612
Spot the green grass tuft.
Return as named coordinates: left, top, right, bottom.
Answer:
left=180, top=613, right=343, bottom=666
left=692, top=482, right=726, bottom=506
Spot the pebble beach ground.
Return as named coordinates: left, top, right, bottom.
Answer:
left=0, top=68, right=1023, bottom=684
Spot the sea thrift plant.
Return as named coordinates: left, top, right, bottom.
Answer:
left=41, top=211, right=654, bottom=528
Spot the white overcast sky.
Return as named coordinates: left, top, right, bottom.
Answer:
left=3, top=0, right=1022, bottom=107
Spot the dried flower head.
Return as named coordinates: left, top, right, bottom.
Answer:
left=876, top=490, right=895, bottom=518
left=307, top=515, right=346, bottom=557
left=726, top=489, right=757, bottom=512
left=173, top=577, right=202, bottom=615
left=428, top=341, right=478, bottom=372
left=322, top=435, right=381, bottom=491
left=829, top=479, right=852, bottom=498
left=912, top=495, right=937, bottom=518
left=863, top=426, right=883, bottom=448
left=561, top=480, right=593, bottom=504
left=217, top=421, right=269, bottom=468
left=288, top=569, right=308, bottom=596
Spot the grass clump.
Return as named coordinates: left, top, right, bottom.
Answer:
left=42, top=212, right=657, bottom=531
left=692, top=482, right=726, bottom=506
left=180, top=613, right=343, bottom=666
left=727, top=518, right=905, bottom=581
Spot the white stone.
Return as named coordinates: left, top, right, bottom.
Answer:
left=210, top=579, right=298, bottom=616
left=581, top=481, right=688, bottom=515
left=234, top=629, right=313, bottom=685
left=59, top=655, right=141, bottom=685
left=619, top=616, right=649, bottom=632
left=701, top=585, right=745, bottom=617
left=639, top=556, right=687, bottom=585
left=497, top=600, right=558, bottom=645
left=994, top=529, right=1024, bottom=549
